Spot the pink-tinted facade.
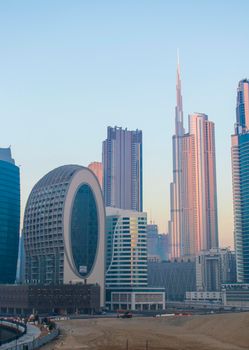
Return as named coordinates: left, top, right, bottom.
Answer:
left=188, top=113, right=219, bottom=253
left=88, top=162, right=103, bottom=189
left=236, top=79, right=249, bottom=132
left=169, top=60, right=218, bottom=260
left=168, top=58, right=185, bottom=259
left=182, top=133, right=197, bottom=257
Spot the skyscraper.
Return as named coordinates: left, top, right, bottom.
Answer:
left=188, top=113, right=219, bottom=252
left=16, top=231, right=25, bottom=284
left=147, top=224, right=169, bottom=261
left=147, top=224, right=160, bottom=259
left=106, top=207, right=148, bottom=288
left=169, top=60, right=218, bottom=259
left=168, top=59, right=185, bottom=259
left=103, top=126, right=143, bottom=211
left=231, top=79, right=249, bottom=283
left=88, top=161, right=103, bottom=189
left=181, top=132, right=196, bottom=256
left=236, top=79, right=249, bottom=132
left=0, top=147, right=20, bottom=283
left=105, top=207, right=165, bottom=311
left=23, top=165, right=105, bottom=305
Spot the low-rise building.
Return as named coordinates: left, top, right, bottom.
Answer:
left=148, top=260, right=196, bottom=301
left=0, top=284, right=100, bottom=315
left=185, top=291, right=222, bottom=303
left=222, top=283, right=249, bottom=309
left=106, top=287, right=165, bottom=311
left=196, top=248, right=236, bottom=292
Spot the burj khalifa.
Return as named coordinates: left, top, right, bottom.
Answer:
left=168, top=56, right=185, bottom=259
left=168, top=57, right=219, bottom=260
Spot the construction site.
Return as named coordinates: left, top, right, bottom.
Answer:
left=42, top=312, right=249, bottom=350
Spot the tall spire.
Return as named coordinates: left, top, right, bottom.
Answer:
left=169, top=51, right=185, bottom=260
left=175, top=50, right=184, bottom=136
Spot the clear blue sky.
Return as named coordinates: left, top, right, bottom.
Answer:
left=1, top=0, right=248, bottom=247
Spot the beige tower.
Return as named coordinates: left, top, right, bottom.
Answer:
left=187, top=113, right=219, bottom=253
left=88, top=161, right=103, bottom=189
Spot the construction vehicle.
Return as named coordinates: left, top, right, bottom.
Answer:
left=117, top=310, right=133, bottom=318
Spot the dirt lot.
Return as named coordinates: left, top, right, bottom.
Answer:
left=42, top=312, right=249, bottom=350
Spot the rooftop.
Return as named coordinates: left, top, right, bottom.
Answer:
left=0, top=147, right=15, bottom=164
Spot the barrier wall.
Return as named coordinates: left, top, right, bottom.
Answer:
left=0, top=323, right=59, bottom=350
left=0, top=320, right=27, bottom=346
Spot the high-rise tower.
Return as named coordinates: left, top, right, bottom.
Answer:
left=188, top=113, right=219, bottom=252
left=168, top=57, right=185, bottom=259
left=175, top=54, right=185, bottom=137
left=0, top=147, right=20, bottom=283
left=231, top=79, right=249, bottom=283
left=169, top=59, right=219, bottom=260
left=103, top=126, right=143, bottom=211
left=105, top=207, right=148, bottom=288
left=88, top=161, right=103, bottom=189
left=236, top=79, right=249, bottom=132
left=23, top=165, right=105, bottom=305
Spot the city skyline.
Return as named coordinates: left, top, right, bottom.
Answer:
left=1, top=1, right=249, bottom=248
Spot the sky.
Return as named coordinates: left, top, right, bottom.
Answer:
left=0, top=0, right=248, bottom=248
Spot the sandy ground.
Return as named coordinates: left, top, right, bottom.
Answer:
left=42, top=312, right=249, bottom=350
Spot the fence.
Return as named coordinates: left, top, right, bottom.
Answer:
left=95, top=340, right=175, bottom=350
left=0, top=320, right=27, bottom=346
left=1, top=326, right=59, bottom=350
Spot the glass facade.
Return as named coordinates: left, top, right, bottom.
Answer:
left=103, top=127, right=143, bottom=212
left=232, top=79, right=249, bottom=283
left=24, top=165, right=82, bottom=284
left=232, top=134, right=249, bottom=282
left=71, top=184, right=98, bottom=276
left=24, top=165, right=102, bottom=286
left=236, top=79, right=249, bottom=131
left=148, top=260, right=196, bottom=301
left=169, top=63, right=218, bottom=260
left=147, top=224, right=169, bottom=261
left=0, top=159, right=20, bottom=283
left=106, top=208, right=147, bottom=288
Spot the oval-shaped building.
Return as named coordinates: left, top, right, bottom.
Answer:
left=23, top=165, right=105, bottom=305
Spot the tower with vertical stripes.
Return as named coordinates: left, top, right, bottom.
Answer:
left=231, top=79, right=249, bottom=282
left=169, top=58, right=219, bottom=260
left=168, top=57, right=185, bottom=259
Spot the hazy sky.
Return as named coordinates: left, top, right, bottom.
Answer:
left=1, top=0, right=248, bottom=247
